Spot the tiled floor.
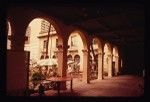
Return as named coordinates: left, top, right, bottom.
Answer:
left=31, top=75, right=144, bottom=97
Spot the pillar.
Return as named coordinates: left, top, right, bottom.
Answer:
left=118, top=51, right=122, bottom=75
left=7, top=34, right=28, bottom=96
left=6, top=14, right=29, bottom=95
left=115, top=56, right=119, bottom=75
left=62, top=44, right=68, bottom=77
left=118, top=56, right=121, bottom=75
left=97, top=52, right=103, bottom=80
left=56, top=45, right=63, bottom=77
left=56, top=43, right=68, bottom=77
left=56, top=42, right=68, bottom=90
left=108, top=54, right=112, bottom=77
left=103, top=53, right=107, bottom=76
left=82, top=49, right=90, bottom=83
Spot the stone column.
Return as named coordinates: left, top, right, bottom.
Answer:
left=56, top=43, right=68, bottom=90
left=56, top=44, right=68, bottom=77
left=97, top=52, right=103, bottom=80
left=115, top=56, right=119, bottom=75
left=108, top=54, right=112, bottom=77
left=62, top=44, right=68, bottom=77
left=56, top=45, right=63, bottom=77
left=118, top=57, right=121, bottom=74
left=118, top=48, right=123, bottom=75
left=7, top=33, right=28, bottom=95
left=82, top=49, right=90, bottom=83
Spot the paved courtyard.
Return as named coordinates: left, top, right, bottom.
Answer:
left=31, top=75, right=144, bottom=97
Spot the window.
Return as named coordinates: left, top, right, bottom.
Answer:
left=56, top=38, right=58, bottom=47
left=67, top=55, right=73, bottom=61
left=41, top=20, right=50, bottom=33
left=40, top=55, right=44, bottom=59
left=52, top=55, right=56, bottom=59
left=45, top=55, right=49, bottom=59
left=74, top=55, right=80, bottom=62
left=43, top=40, right=47, bottom=50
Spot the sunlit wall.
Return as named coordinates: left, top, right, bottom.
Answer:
left=68, top=32, right=84, bottom=71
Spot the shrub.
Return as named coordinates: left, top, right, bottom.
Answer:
left=32, top=72, right=43, bottom=81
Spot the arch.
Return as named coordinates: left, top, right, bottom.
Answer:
left=8, top=8, right=65, bottom=48
left=92, top=37, right=103, bottom=53
left=52, top=55, right=56, bottom=59
left=7, top=21, right=12, bottom=49
left=9, top=8, right=64, bottom=37
left=67, top=29, right=90, bottom=83
left=25, top=16, right=63, bottom=45
left=74, top=54, right=80, bottom=61
left=67, top=29, right=88, bottom=51
left=103, top=42, right=112, bottom=77
left=113, top=46, right=119, bottom=57
left=67, top=54, right=73, bottom=60
left=7, top=21, right=12, bottom=36
left=40, top=55, right=44, bottom=59
left=26, top=17, right=63, bottom=41
left=112, top=46, right=119, bottom=76
left=6, top=17, right=15, bottom=37
left=24, top=17, right=64, bottom=61
left=104, top=43, right=111, bottom=54
left=23, top=17, right=65, bottom=84
left=90, top=37, right=103, bottom=80
left=112, top=46, right=119, bottom=62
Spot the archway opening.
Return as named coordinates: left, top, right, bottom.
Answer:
left=89, top=37, right=102, bottom=80
left=67, top=31, right=87, bottom=83
left=24, top=18, right=63, bottom=91
left=112, top=47, right=119, bottom=76
left=67, top=54, right=73, bottom=61
left=103, top=43, right=111, bottom=77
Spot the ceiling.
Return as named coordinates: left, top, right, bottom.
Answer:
left=9, top=1, right=145, bottom=46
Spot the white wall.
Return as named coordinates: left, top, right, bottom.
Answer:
left=24, top=19, right=42, bottom=61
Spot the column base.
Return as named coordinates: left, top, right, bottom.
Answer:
left=97, top=76, right=103, bottom=80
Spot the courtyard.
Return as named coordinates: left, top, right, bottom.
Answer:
left=31, top=75, right=144, bottom=97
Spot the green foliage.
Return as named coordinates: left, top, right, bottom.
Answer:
left=31, top=72, right=45, bottom=81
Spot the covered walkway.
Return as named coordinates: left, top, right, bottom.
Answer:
left=31, top=75, right=144, bottom=97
